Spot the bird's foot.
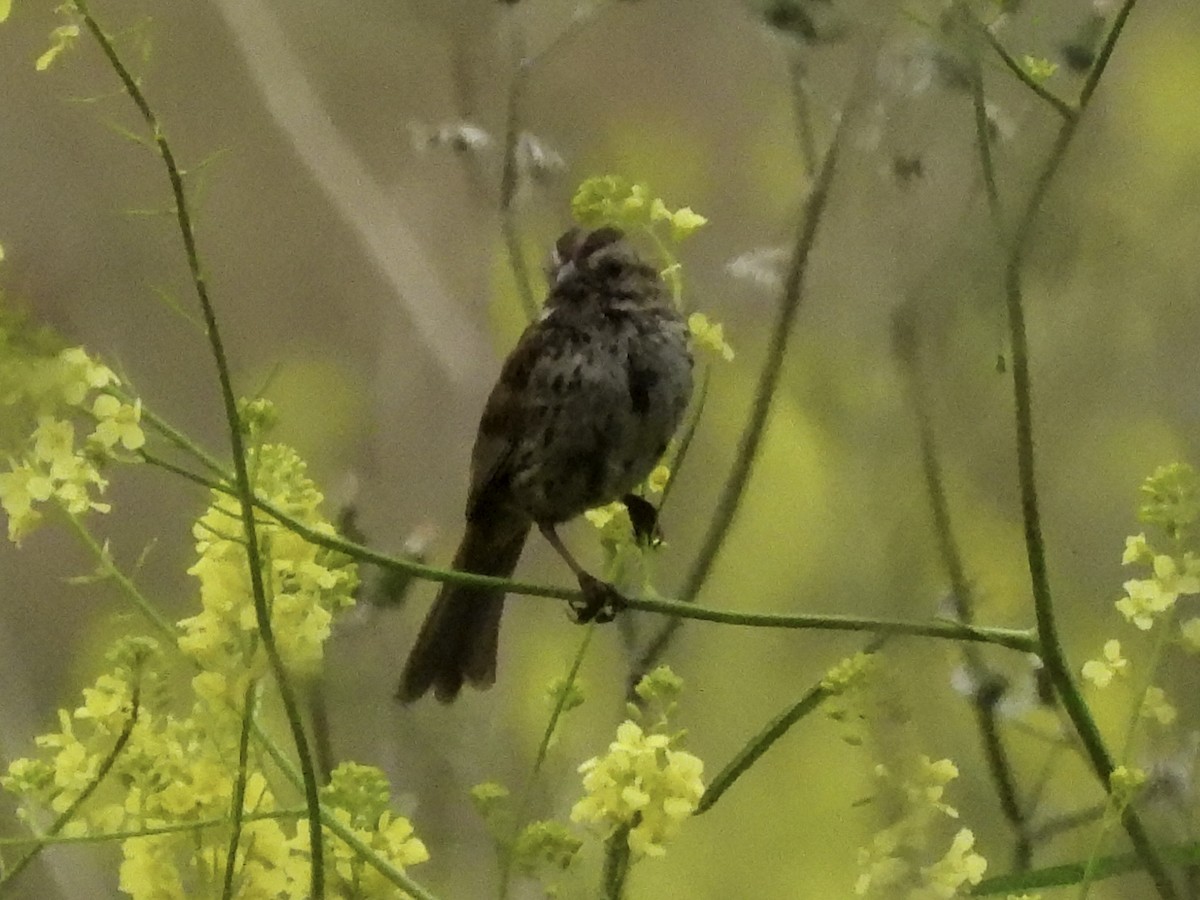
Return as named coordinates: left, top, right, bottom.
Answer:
left=570, top=572, right=628, bottom=624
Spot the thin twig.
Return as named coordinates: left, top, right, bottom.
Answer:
left=988, top=0, right=1176, bottom=893
left=221, top=684, right=258, bottom=900
left=499, top=50, right=538, bottom=321
left=0, top=687, right=140, bottom=889
left=135, top=430, right=1037, bottom=652
left=601, top=824, right=631, bottom=900
left=900, top=330, right=1031, bottom=867
left=630, top=80, right=850, bottom=679
left=71, top=3, right=326, bottom=893
left=977, top=24, right=1076, bottom=121
left=696, top=636, right=886, bottom=814
left=499, top=626, right=595, bottom=900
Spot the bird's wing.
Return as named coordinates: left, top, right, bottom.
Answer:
left=464, top=320, right=550, bottom=520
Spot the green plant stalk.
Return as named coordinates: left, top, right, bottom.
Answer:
left=695, top=683, right=830, bottom=815
left=498, top=625, right=595, bottom=900
left=971, top=840, right=1200, bottom=896
left=64, top=511, right=177, bottom=640
left=1077, top=614, right=1177, bottom=897
left=221, top=683, right=258, bottom=900
left=496, top=4, right=602, bottom=322
left=787, top=53, right=818, bottom=178
left=71, top=3, right=325, bottom=893
left=976, top=22, right=1076, bottom=121
left=965, top=9, right=1002, bottom=229
left=900, top=310, right=1029, bottom=865
left=632, top=93, right=851, bottom=676
left=499, top=53, right=538, bottom=322
left=0, top=687, right=140, bottom=890
left=601, top=824, right=632, bottom=900
left=0, top=808, right=310, bottom=848
left=135, top=428, right=1037, bottom=652
left=658, top=363, right=711, bottom=510
left=988, top=0, right=1176, bottom=893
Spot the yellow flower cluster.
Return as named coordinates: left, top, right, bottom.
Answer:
left=1081, top=639, right=1127, bottom=688
left=570, top=720, right=704, bottom=858
left=4, top=645, right=425, bottom=899
left=1115, top=535, right=1200, bottom=630
left=0, top=338, right=144, bottom=543
left=854, top=756, right=987, bottom=898
left=569, top=175, right=709, bottom=303
left=178, top=443, right=358, bottom=687
left=571, top=175, right=707, bottom=243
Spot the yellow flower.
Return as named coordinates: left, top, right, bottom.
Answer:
left=118, top=835, right=186, bottom=900
left=920, top=828, right=987, bottom=896
left=91, top=394, right=146, bottom=451
left=1081, top=639, right=1127, bottom=687
left=1141, top=686, right=1177, bottom=726
left=571, top=719, right=705, bottom=858
left=646, top=464, right=671, bottom=494
left=821, top=651, right=875, bottom=693
left=1122, top=533, right=1151, bottom=565
left=687, top=312, right=735, bottom=361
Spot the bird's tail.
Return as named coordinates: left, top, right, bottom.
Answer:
left=397, top=515, right=530, bottom=703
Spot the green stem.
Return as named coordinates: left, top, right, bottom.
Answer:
left=0, top=808, right=310, bottom=847
left=64, top=511, right=176, bottom=640
left=632, top=92, right=850, bottom=676
left=221, top=683, right=258, bottom=900
left=601, top=825, right=632, bottom=900
left=965, top=10, right=1002, bottom=230
left=976, top=23, right=1076, bottom=121
left=696, top=636, right=886, bottom=815
left=134, top=437, right=1035, bottom=651
left=499, top=46, right=537, bottom=322
left=990, top=0, right=1175, bottom=893
left=71, top=3, right=325, bottom=893
left=0, top=686, right=140, bottom=890
left=658, top=364, right=710, bottom=510
left=899, top=311, right=1030, bottom=865
left=498, top=626, right=595, bottom=899
left=971, top=841, right=1200, bottom=896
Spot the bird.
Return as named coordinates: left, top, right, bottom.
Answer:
left=397, top=225, right=694, bottom=702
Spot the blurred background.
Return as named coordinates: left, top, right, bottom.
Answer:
left=2, top=0, right=1200, bottom=897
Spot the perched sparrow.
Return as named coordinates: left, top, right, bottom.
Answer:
left=398, top=226, right=694, bottom=703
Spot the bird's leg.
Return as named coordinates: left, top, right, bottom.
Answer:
left=538, top=523, right=627, bottom=623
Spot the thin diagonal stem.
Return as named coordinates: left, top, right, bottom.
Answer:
left=0, top=687, right=140, bottom=889
left=499, top=626, right=595, bottom=900
left=499, top=52, right=537, bottom=321
left=71, top=3, right=325, bottom=893
left=988, top=0, right=1175, bottom=893
left=221, top=684, right=258, bottom=900
left=631, top=84, right=850, bottom=679
left=902, top=336, right=1030, bottom=866
left=977, top=24, right=1076, bottom=121
left=697, top=636, right=886, bottom=814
